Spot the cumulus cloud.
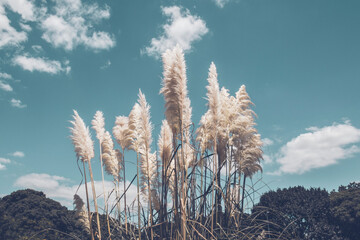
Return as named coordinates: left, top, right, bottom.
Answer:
left=14, top=173, right=141, bottom=210
left=10, top=151, right=25, bottom=158
left=0, top=0, right=114, bottom=52
left=270, top=122, right=360, bottom=175
left=10, top=98, right=26, bottom=108
left=41, top=0, right=115, bottom=51
left=13, top=55, right=70, bottom=74
left=213, top=0, right=230, bottom=8
left=144, top=6, right=208, bottom=58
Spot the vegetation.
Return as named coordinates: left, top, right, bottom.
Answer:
left=67, top=45, right=266, bottom=239
left=63, top=45, right=360, bottom=239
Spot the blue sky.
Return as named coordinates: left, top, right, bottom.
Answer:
left=1, top=0, right=360, bottom=208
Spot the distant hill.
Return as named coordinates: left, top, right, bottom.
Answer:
left=0, top=189, right=90, bottom=240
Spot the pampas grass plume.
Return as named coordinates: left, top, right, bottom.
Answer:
left=70, top=110, right=94, bottom=162
left=74, top=194, right=90, bottom=232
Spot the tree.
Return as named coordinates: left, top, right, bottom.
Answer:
left=330, top=182, right=360, bottom=240
left=252, top=186, right=343, bottom=239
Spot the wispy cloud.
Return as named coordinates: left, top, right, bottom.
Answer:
left=269, top=121, right=360, bottom=175
left=0, top=4, right=28, bottom=49
left=13, top=55, right=70, bottom=74
left=0, top=80, right=12, bottom=91
left=1, top=0, right=36, bottom=21
left=144, top=6, right=208, bottom=58
left=213, top=0, right=230, bottom=8
left=100, top=60, right=111, bottom=70
left=10, top=98, right=26, bottom=108
left=0, top=157, right=11, bottom=170
left=262, top=138, right=274, bottom=147
left=14, top=173, right=140, bottom=209
left=0, top=72, right=12, bottom=79
left=10, top=151, right=25, bottom=158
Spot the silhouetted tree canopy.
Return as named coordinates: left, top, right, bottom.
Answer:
left=330, top=182, right=360, bottom=240
left=252, top=186, right=344, bottom=239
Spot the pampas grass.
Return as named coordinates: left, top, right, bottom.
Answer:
left=67, top=45, right=267, bottom=240
left=74, top=194, right=90, bottom=232
left=70, top=110, right=101, bottom=240
left=91, top=111, right=112, bottom=239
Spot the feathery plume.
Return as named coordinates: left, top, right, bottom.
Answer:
left=128, top=103, right=141, bottom=152
left=113, top=116, right=133, bottom=151
left=140, top=151, right=158, bottom=196
left=91, top=111, right=105, bottom=142
left=74, top=194, right=90, bottom=232
left=160, top=44, right=188, bottom=135
left=137, top=89, right=153, bottom=154
left=206, top=62, right=221, bottom=135
left=101, top=131, right=120, bottom=181
left=70, top=110, right=94, bottom=162
left=158, top=120, right=173, bottom=168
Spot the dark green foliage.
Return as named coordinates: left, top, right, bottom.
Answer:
left=330, top=182, right=360, bottom=240
left=0, top=189, right=88, bottom=240
left=252, top=186, right=343, bottom=239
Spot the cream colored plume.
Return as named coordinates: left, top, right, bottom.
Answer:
left=206, top=62, right=221, bottom=135
left=91, top=111, right=105, bottom=142
left=128, top=103, right=141, bottom=152
left=167, top=160, right=176, bottom=199
left=101, top=131, right=120, bottom=181
left=140, top=151, right=158, bottom=196
left=137, top=89, right=153, bottom=154
left=70, top=110, right=94, bottom=162
left=236, top=85, right=256, bottom=119
left=158, top=120, right=173, bottom=168
left=181, top=97, right=194, bottom=168
left=196, top=111, right=212, bottom=154
left=73, top=194, right=90, bottom=232
left=113, top=116, right=133, bottom=151
left=160, top=45, right=188, bottom=135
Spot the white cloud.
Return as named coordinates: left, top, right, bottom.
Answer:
left=14, top=173, right=142, bottom=211
left=0, top=157, right=11, bottom=170
left=10, top=151, right=25, bottom=158
left=1, top=0, right=36, bottom=21
left=10, top=98, right=26, bottom=108
left=213, top=0, right=230, bottom=8
left=262, top=138, right=274, bottom=147
left=31, top=45, right=43, bottom=53
left=0, top=157, right=11, bottom=164
left=41, top=0, right=115, bottom=51
left=13, top=55, right=70, bottom=74
left=19, top=22, right=32, bottom=32
left=270, top=122, right=360, bottom=175
left=0, top=80, right=12, bottom=91
left=0, top=72, right=12, bottom=79
left=0, top=4, right=27, bottom=49
left=144, top=6, right=208, bottom=58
